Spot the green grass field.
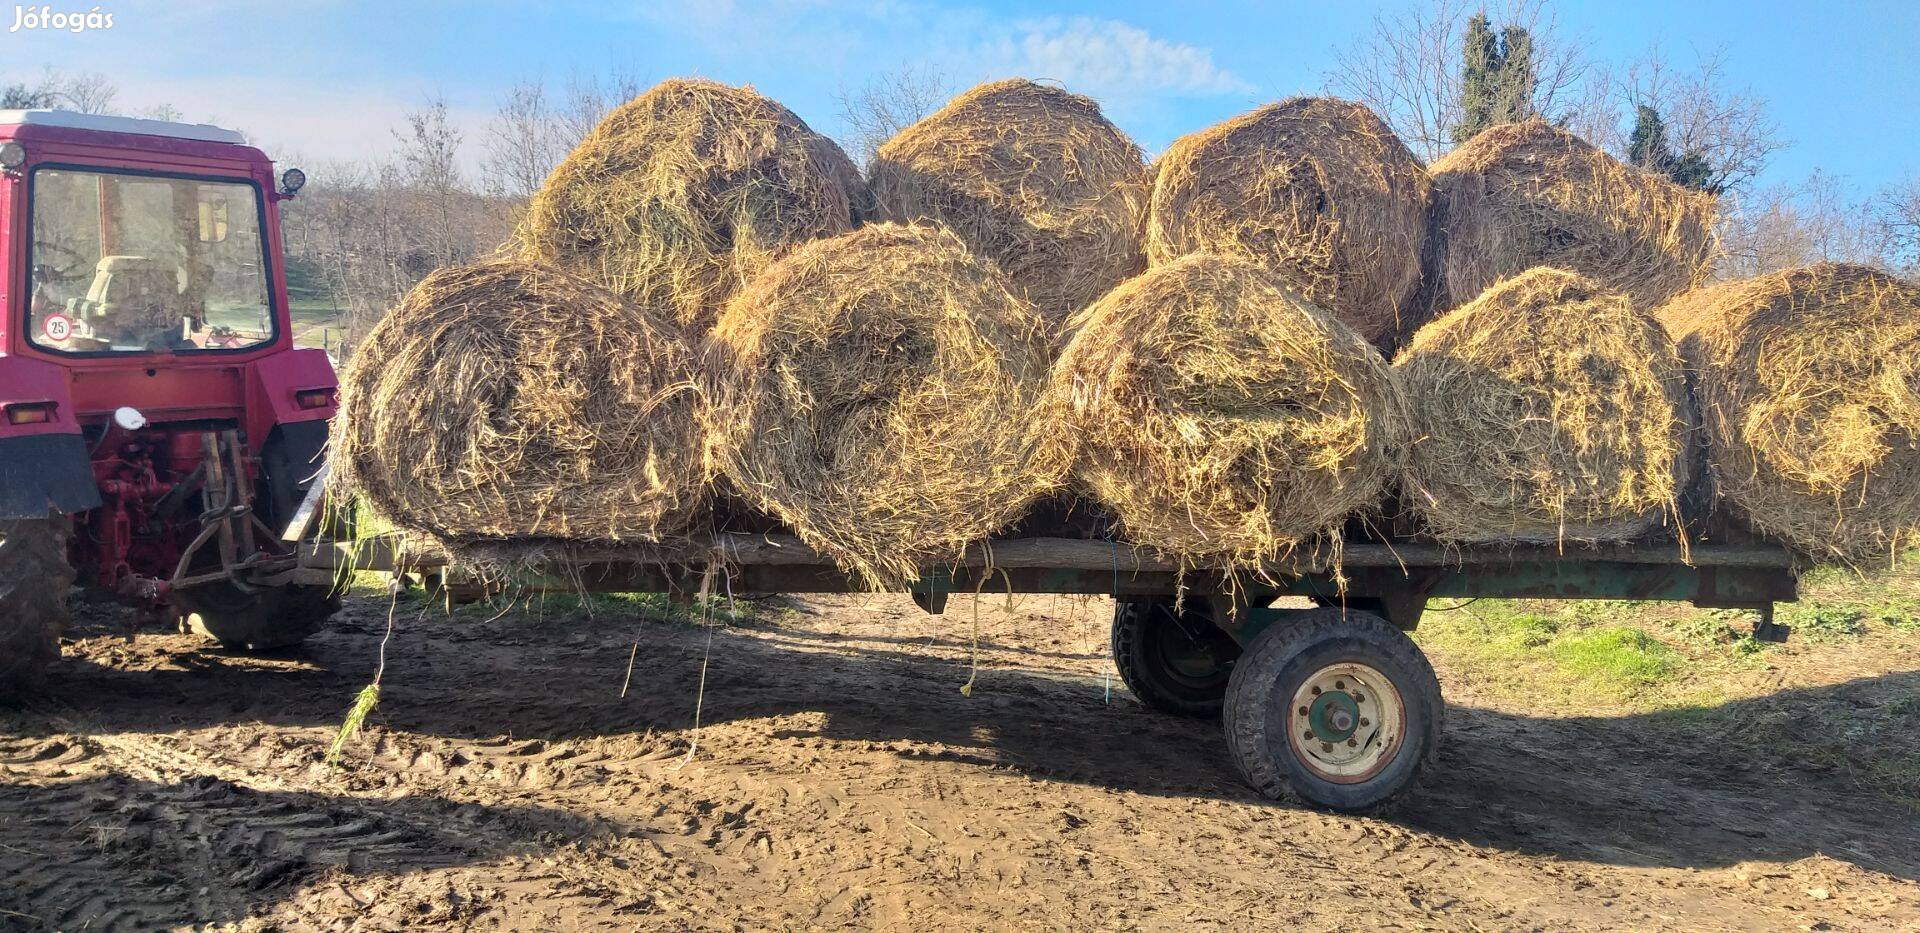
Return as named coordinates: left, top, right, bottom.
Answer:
left=289, top=299, right=348, bottom=352
left=1414, top=563, right=1920, bottom=809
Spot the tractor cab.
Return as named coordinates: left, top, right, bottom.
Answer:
left=0, top=109, right=340, bottom=693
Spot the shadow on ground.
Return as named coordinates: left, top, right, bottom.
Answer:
left=19, top=600, right=1920, bottom=891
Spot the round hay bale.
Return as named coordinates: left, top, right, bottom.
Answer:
left=335, top=259, right=705, bottom=546
left=869, top=79, right=1147, bottom=329
left=1395, top=267, right=1693, bottom=544
left=707, top=223, right=1064, bottom=588
left=1051, top=252, right=1407, bottom=567
left=1143, top=97, right=1431, bottom=347
left=1656, top=263, right=1920, bottom=563
left=1430, top=119, right=1717, bottom=316
left=516, top=78, right=866, bottom=331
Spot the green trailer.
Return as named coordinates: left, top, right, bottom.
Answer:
left=302, top=529, right=1798, bottom=813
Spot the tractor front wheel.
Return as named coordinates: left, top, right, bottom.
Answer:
left=0, top=515, right=75, bottom=700
left=176, top=582, right=339, bottom=652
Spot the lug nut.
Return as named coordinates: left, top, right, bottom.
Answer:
left=1297, top=706, right=1309, bottom=716
left=1353, top=693, right=1366, bottom=703
left=1359, top=718, right=1370, bottom=727
left=1320, top=742, right=1333, bottom=753
left=1335, top=680, right=1346, bottom=690
left=1303, top=731, right=1314, bottom=740
left=1347, top=738, right=1358, bottom=747
left=1310, top=686, right=1321, bottom=696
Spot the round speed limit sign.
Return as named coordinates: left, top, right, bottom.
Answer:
left=42, top=314, right=73, bottom=342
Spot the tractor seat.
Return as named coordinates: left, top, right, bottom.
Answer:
left=82, top=256, right=187, bottom=335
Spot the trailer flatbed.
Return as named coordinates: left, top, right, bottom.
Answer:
left=302, top=533, right=1801, bottom=812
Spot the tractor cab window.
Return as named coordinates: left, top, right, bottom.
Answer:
left=26, top=168, right=275, bottom=354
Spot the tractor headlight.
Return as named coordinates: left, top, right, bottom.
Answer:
left=280, top=167, right=306, bottom=196
left=0, top=141, right=25, bottom=171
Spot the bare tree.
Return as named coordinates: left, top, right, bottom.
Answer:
left=1326, top=0, right=1596, bottom=161
left=482, top=81, right=566, bottom=201
left=394, top=96, right=473, bottom=268
left=1716, top=170, right=1888, bottom=279
left=834, top=65, right=950, bottom=166
left=55, top=71, right=119, bottom=114
left=1880, top=174, right=1920, bottom=275
left=1614, top=47, right=1783, bottom=195
left=1, top=69, right=114, bottom=112
left=556, top=66, right=645, bottom=148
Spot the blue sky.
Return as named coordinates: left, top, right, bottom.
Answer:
left=5, top=0, right=1916, bottom=195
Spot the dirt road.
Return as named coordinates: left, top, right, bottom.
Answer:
left=3, top=591, right=1916, bottom=930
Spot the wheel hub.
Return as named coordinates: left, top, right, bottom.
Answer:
left=1150, top=616, right=1232, bottom=686
left=1286, top=661, right=1405, bottom=784
left=1307, top=691, right=1360, bottom=742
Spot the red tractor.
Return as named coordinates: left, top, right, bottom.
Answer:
left=0, top=109, right=340, bottom=697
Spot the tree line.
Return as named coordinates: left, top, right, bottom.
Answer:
left=7, top=2, right=1919, bottom=352
left=1325, top=0, right=1918, bottom=279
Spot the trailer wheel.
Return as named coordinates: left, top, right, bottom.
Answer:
left=177, top=582, right=339, bottom=652
left=0, top=515, right=74, bottom=700
left=1112, top=598, right=1242, bottom=717
left=1222, top=609, right=1442, bottom=812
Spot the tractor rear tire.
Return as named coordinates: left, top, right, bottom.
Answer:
left=177, top=583, right=339, bottom=652
left=0, top=516, right=74, bottom=701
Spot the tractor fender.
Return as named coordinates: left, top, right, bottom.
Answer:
left=243, top=347, right=338, bottom=454
left=0, top=355, right=101, bottom=518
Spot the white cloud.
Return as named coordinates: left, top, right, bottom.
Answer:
left=978, top=16, right=1252, bottom=99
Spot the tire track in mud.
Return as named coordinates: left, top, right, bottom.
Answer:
left=7, top=596, right=1920, bottom=930
left=0, top=719, right=469, bottom=929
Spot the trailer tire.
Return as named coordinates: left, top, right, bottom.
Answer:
left=178, top=583, right=339, bottom=652
left=0, top=515, right=74, bottom=701
left=1222, top=609, right=1442, bottom=813
left=1111, top=598, right=1241, bottom=717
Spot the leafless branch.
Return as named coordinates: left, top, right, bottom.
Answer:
left=834, top=65, right=951, bottom=167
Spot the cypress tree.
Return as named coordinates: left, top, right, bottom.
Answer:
left=1454, top=14, right=1499, bottom=145
left=1451, top=14, right=1539, bottom=144
left=1493, top=26, right=1535, bottom=124
left=1627, top=104, right=1718, bottom=192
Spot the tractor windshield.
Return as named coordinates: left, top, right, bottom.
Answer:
left=25, top=167, right=275, bottom=354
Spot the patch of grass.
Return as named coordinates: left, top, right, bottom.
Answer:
left=1416, top=580, right=1919, bottom=810
left=1665, top=611, right=1767, bottom=656
left=1415, top=602, right=1704, bottom=707
left=1780, top=603, right=1869, bottom=641
left=1548, top=627, right=1677, bottom=686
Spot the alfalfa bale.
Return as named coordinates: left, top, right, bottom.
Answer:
left=1395, top=267, right=1693, bottom=544
left=1143, top=97, right=1431, bottom=347
left=1429, top=119, right=1717, bottom=316
left=869, top=78, right=1147, bottom=328
left=515, top=78, right=867, bottom=331
left=335, top=259, right=705, bottom=547
left=1656, top=263, right=1920, bottom=563
left=1050, top=252, right=1407, bottom=568
left=706, top=223, right=1065, bottom=588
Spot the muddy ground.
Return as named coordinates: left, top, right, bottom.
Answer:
left=2, top=588, right=1917, bottom=931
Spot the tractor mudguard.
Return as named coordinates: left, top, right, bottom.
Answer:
left=0, top=434, right=102, bottom=517
left=243, top=348, right=338, bottom=455
left=0, top=356, right=100, bottom=518
left=258, top=419, right=331, bottom=531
